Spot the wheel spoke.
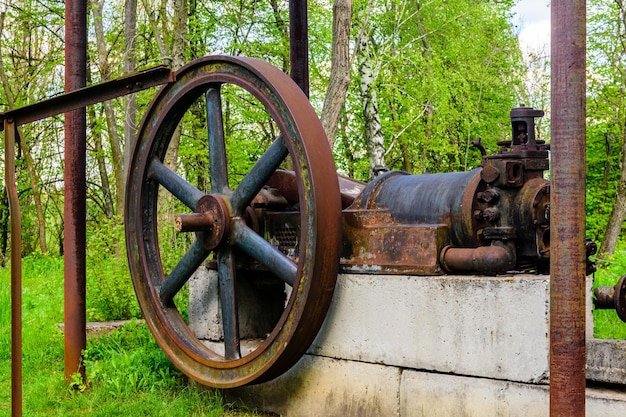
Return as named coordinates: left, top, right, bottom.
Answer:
left=148, top=158, right=205, bottom=209
left=232, top=219, right=297, bottom=286
left=230, top=135, right=288, bottom=214
left=159, top=240, right=210, bottom=304
left=217, top=246, right=241, bottom=360
left=206, top=87, right=229, bottom=194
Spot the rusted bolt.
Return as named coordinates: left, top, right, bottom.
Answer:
left=482, top=207, right=500, bottom=223
left=480, top=165, right=500, bottom=184
left=477, top=188, right=500, bottom=203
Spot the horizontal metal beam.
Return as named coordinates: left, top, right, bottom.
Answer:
left=0, top=65, right=174, bottom=130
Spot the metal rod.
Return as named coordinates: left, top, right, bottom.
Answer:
left=6, top=119, right=22, bottom=417
left=289, top=0, right=309, bottom=96
left=550, top=1, right=587, bottom=415
left=64, top=0, right=87, bottom=383
left=0, top=66, right=173, bottom=130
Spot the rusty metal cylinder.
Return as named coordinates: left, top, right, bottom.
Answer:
left=353, top=157, right=550, bottom=273
left=358, top=169, right=482, bottom=247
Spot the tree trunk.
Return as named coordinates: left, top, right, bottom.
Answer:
left=123, top=0, right=138, bottom=212
left=597, top=0, right=626, bottom=258
left=268, top=0, right=289, bottom=73
left=163, top=0, right=188, bottom=171
left=91, top=0, right=124, bottom=216
left=0, top=12, right=47, bottom=253
left=88, top=104, right=115, bottom=218
left=357, top=36, right=385, bottom=179
left=599, top=139, right=626, bottom=257
left=321, top=0, right=352, bottom=148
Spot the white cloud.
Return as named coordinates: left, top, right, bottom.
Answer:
left=512, top=0, right=550, bottom=53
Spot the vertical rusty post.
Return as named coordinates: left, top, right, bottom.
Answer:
left=289, top=0, right=309, bottom=96
left=6, top=119, right=22, bottom=416
left=550, top=1, right=587, bottom=416
left=64, top=0, right=87, bottom=382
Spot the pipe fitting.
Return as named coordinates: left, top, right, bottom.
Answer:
left=440, top=240, right=517, bottom=274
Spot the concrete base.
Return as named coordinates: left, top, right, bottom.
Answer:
left=186, top=273, right=626, bottom=416
left=227, top=354, right=626, bottom=417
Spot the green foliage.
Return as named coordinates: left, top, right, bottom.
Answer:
left=585, top=0, right=626, bottom=249
left=86, top=216, right=140, bottom=321
left=84, top=322, right=184, bottom=396
left=333, top=0, right=524, bottom=179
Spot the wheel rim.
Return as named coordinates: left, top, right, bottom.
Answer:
left=125, top=56, right=341, bottom=388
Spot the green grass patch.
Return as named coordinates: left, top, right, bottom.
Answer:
left=592, top=248, right=626, bottom=340
left=0, top=255, right=266, bottom=416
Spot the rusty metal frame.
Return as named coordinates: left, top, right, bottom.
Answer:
left=0, top=66, right=174, bottom=129
left=5, top=118, right=22, bottom=417
left=3, top=66, right=174, bottom=417
left=550, top=1, right=587, bottom=416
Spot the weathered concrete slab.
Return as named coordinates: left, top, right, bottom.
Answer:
left=226, top=354, right=401, bottom=417
left=188, top=267, right=285, bottom=341
left=310, top=273, right=550, bottom=384
left=587, top=338, right=626, bottom=385
left=225, top=355, right=626, bottom=417
left=190, top=271, right=626, bottom=415
left=401, top=370, right=626, bottom=417
left=401, top=370, right=548, bottom=417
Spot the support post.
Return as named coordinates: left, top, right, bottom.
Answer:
left=289, top=0, right=309, bottom=96
left=64, top=0, right=87, bottom=383
left=550, top=1, right=587, bottom=415
left=6, top=119, right=22, bottom=416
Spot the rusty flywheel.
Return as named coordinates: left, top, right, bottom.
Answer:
left=125, top=56, right=341, bottom=388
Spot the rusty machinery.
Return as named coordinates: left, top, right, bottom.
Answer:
left=0, top=2, right=603, bottom=416
left=3, top=53, right=621, bottom=394
left=124, top=55, right=559, bottom=388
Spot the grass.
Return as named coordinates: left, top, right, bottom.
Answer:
left=0, top=255, right=267, bottom=416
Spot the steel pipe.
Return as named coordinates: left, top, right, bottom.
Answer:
left=440, top=241, right=516, bottom=274
left=550, top=1, right=587, bottom=415
left=64, top=0, right=88, bottom=383
left=289, top=0, right=309, bottom=95
left=6, top=119, right=22, bottom=417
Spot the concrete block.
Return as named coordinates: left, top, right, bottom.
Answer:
left=400, top=370, right=626, bottom=417
left=188, top=267, right=286, bottom=341
left=401, top=371, right=548, bottom=417
left=587, top=338, right=626, bottom=385
left=226, top=354, right=401, bottom=417
left=188, top=267, right=221, bottom=340
left=311, top=273, right=550, bottom=383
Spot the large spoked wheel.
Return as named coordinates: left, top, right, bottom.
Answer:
left=125, top=56, right=341, bottom=388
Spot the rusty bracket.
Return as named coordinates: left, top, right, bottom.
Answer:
left=0, top=65, right=175, bottom=129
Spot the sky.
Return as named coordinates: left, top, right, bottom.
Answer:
left=511, top=0, right=551, bottom=52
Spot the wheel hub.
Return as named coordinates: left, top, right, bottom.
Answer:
left=175, top=194, right=231, bottom=250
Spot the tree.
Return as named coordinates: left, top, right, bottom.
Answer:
left=587, top=0, right=626, bottom=257
left=357, top=35, right=385, bottom=178
left=0, top=4, right=66, bottom=253
left=321, top=0, right=353, bottom=148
